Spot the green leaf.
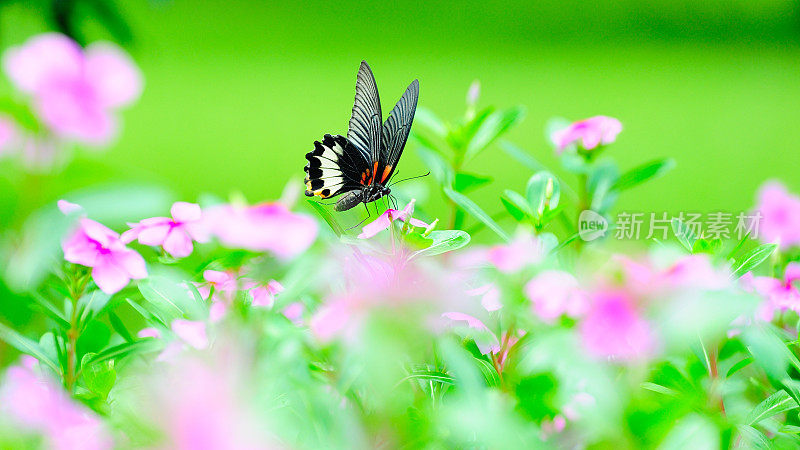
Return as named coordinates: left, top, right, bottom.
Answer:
left=587, top=160, right=619, bottom=213
left=499, top=141, right=546, bottom=172
left=448, top=107, right=493, bottom=151
left=77, top=290, right=111, bottom=325
left=612, top=158, right=675, bottom=192
left=747, top=390, right=799, bottom=425
left=732, top=244, right=777, bottom=279
left=444, top=187, right=509, bottom=242
left=409, top=230, right=470, bottom=259
left=526, top=171, right=560, bottom=217
left=76, top=320, right=111, bottom=361
left=415, top=145, right=454, bottom=187
left=464, top=106, right=526, bottom=163
left=83, top=339, right=161, bottom=366
left=671, top=218, right=698, bottom=252
left=501, top=190, right=532, bottom=222
left=726, top=357, right=753, bottom=378
left=307, top=199, right=344, bottom=238
left=473, top=357, right=500, bottom=387
left=138, top=276, right=207, bottom=323
left=80, top=353, right=116, bottom=401
left=641, top=382, right=680, bottom=398
left=29, top=292, right=70, bottom=328
left=398, top=370, right=455, bottom=386
left=692, top=238, right=722, bottom=255
left=453, top=172, right=492, bottom=193
left=0, top=322, right=60, bottom=373
left=414, top=107, right=448, bottom=137
left=737, top=425, right=771, bottom=450
left=125, top=298, right=167, bottom=328
left=108, top=311, right=134, bottom=343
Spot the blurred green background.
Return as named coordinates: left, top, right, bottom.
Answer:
left=1, top=0, right=799, bottom=220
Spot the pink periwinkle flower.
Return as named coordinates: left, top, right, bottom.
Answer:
left=525, top=270, right=588, bottom=323
left=754, top=181, right=800, bottom=250
left=0, top=357, right=112, bottom=450
left=205, top=202, right=318, bottom=258
left=357, top=199, right=428, bottom=239
left=486, top=231, right=544, bottom=273
left=613, top=253, right=729, bottom=298
left=122, top=202, right=209, bottom=258
left=60, top=202, right=147, bottom=294
left=3, top=33, right=142, bottom=146
left=282, top=301, right=305, bottom=325
left=247, top=279, right=284, bottom=308
left=579, top=291, right=657, bottom=362
left=741, top=263, right=800, bottom=322
left=551, top=116, right=622, bottom=153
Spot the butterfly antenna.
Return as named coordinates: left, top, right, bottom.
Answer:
left=346, top=203, right=372, bottom=231
left=388, top=171, right=431, bottom=187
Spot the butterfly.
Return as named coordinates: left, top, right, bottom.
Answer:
left=304, top=61, right=419, bottom=212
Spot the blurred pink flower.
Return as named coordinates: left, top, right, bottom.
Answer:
left=247, top=279, right=283, bottom=308
left=486, top=231, right=543, bottom=273
left=441, top=312, right=501, bottom=355
left=579, top=291, right=657, bottom=361
left=466, top=283, right=502, bottom=311
left=525, top=270, right=588, bottom=323
left=741, top=263, right=800, bottom=321
left=138, top=327, right=161, bottom=339
left=282, top=301, right=305, bottom=324
left=3, top=33, right=142, bottom=146
left=122, top=202, right=209, bottom=258
left=171, top=319, right=208, bottom=350
left=205, top=202, right=317, bottom=258
left=754, top=181, right=800, bottom=250
left=614, top=253, right=729, bottom=298
left=551, top=116, right=622, bottom=152
left=0, top=115, right=18, bottom=155
left=61, top=205, right=147, bottom=294
left=357, top=199, right=428, bottom=239
left=0, top=357, right=112, bottom=450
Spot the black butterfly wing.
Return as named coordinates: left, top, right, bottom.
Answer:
left=305, top=134, right=368, bottom=199
left=347, top=61, right=382, bottom=173
left=377, top=79, right=419, bottom=185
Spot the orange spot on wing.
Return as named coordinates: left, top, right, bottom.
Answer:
left=380, top=165, right=393, bottom=183
left=369, top=161, right=378, bottom=184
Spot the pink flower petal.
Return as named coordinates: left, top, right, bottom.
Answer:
left=91, top=256, right=131, bottom=294
left=170, top=202, right=202, bottom=223
left=134, top=222, right=171, bottom=246
left=138, top=327, right=161, bottom=339
left=84, top=42, right=143, bottom=109
left=57, top=199, right=82, bottom=215
left=171, top=319, right=208, bottom=350
left=114, top=248, right=147, bottom=279
left=162, top=228, right=194, bottom=258
left=2, top=33, right=83, bottom=94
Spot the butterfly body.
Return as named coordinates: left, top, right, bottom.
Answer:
left=305, top=61, right=418, bottom=211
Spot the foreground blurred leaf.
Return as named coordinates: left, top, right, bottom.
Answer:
left=80, top=353, right=116, bottom=401
left=732, top=244, right=777, bottom=279
left=307, top=200, right=344, bottom=238
left=83, top=339, right=161, bottom=366
left=0, top=322, right=60, bottom=373
left=454, top=172, right=492, bottom=193
left=138, top=276, right=207, bottom=323
left=444, top=188, right=509, bottom=242
left=409, top=230, right=470, bottom=259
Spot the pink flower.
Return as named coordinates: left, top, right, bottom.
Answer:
left=358, top=199, right=428, bottom=239
left=466, top=283, right=502, bottom=311
left=246, top=279, right=283, bottom=308
left=3, top=33, right=142, bottom=146
left=282, top=301, right=305, bottom=324
left=138, top=327, right=161, bottom=339
left=0, top=115, right=18, bottom=156
left=525, top=270, right=588, bottom=323
left=486, top=231, right=543, bottom=273
left=551, top=116, right=622, bottom=152
left=754, top=181, right=800, bottom=250
left=579, top=292, right=657, bottom=361
left=613, top=253, right=729, bottom=297
left=122, top=202, right=208, bottom=258
left=741, top=263, right=800, bottom=321
left=205, top=202, right=318, bottom=258
left=61, top=204, right=147, bottom=294
left=441, top=312, right=501, bottom=355
left=0, top=358, right=112, bottom=450
left=171, top=319, right=208, bottom=350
